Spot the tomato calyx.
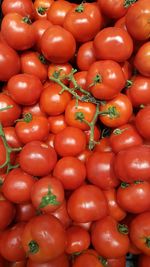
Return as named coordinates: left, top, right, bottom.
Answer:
left=113, top=127, right=128, bottom=135
left=98, top=256, right=108, bottom=267
left=99, top=106, right=120, bottom=119
left=126, top=79, right=133, bottom=88
left=75, top=3, right=85, bottom=13
left=38, top=54, right=48, bottom=65
left=39, top=186, right=60, bottom=209
left=123, top=0, right=137, bottom=8
left=117, top=223, right=129, bottom=235
left=37, top=6, right=48, bottom=15
left=121, top=182, right=130, bottom=188
left=28, top=240, right=39, bottom=254
left=22, top=17, right=32, bottom=25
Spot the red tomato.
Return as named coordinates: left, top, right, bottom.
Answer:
left=1, top=13, right=35, bottom=50
left=107, top=257, right=126, bottom=267
left=7, top=74, right=43, bottom=106
left=138, top=254, right=150, bottom=267
left=48, top=63, right=72, bottom=84
left=114, top=16, right=127, bottom=31
left=94, top=137, right=112, bottom=152
left=22, top=214, right=66, bottom=262
left=41, top=25, right=76, bottom=63
left=0, top=43, right=20, bottom=81
left=2, top=0, right=34, bottom=18
left=27, top=254, right=69, bottom=267
left=72, top=252, right=103, bottom=267
left=0, top=193, right=16, bottom=230
left=6, top=260, right=27, bottom=267
left=53, top=156, right=86, bottom=190
left=86, top=60, right=126, bottom=100
left=86, top=152, right=120, bottom=190
left=3, top=127, right=22, bottom=148
left=77, top=149, right=93, bottom=163
left=19, top=141, right=57, bottom=177
left=93, top=27, right=133, bottom=62
left=76, top=41, right=96, bottom=71
left=45, top=133, right=55, bottom=148
left=15, top=202, right=36, bottom=222
left=91, top=216, right=129, bottom=258
left=134, top=41, right=150, bottom=77
left=85, top=125, right=101, bottom=144
left=47, top=1, right=73, bottom=26
left=22, top=102, right=46, bottom=117
left=69, top=71, right=88, bottom=92
left=48, top=115, right=67, bottom=134
left=33, top=0, right=53, bottom=20
left=120, top=60, right=132, bottom=80
left=135, top=106, right=150, bottom=140
left=52, top=201, right=72, bottom=229
left=67, top=184, right=108, bottom=223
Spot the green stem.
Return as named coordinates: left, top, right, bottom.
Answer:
left=28, top=240, right=39, bottom=254
left=117, top=224, right=129, bottom=235
left=99, top=106, right=120, bottom=119
left=75, top=2, right=84, bottom=12
left=124, top=0, right=137, bottom=8
left=0, top=105, right=13, bottom=112
left=98, top=256, right=108, bottom=267
left=39, top=186, right=60, bottom=209
left=16, top=113, right=32, bottom=123
left=113, top=128, right=128, bottom=135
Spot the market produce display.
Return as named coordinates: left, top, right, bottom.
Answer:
left=0, top=0, right=150, bottom=266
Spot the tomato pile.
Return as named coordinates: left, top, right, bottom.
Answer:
left=0, top=0, right=150, bottom=266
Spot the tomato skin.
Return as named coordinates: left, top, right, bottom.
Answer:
left=77, top=149, right=93, bottom=163
left=45, top=133, right=55, bottom=148
left=114, top=16, right=127, bottom=31
left=2, top=168, right=35, bottom=204
left=3, top=127, right=22, bottom=148
left=27, top=254, right=69, bottom=267
left=67, top=184, right=108, bottom=223
left=52, top=201, right=72, bottom=229
left=72, top=252, right=103, bottom=267
left=47, top=1, right=73, bottom=26
left=120, top=60, right=132, bottom=80
left=97, top=0, right=129, bottom=19
left=134, top=41, right=150, bottom=77
left=69, top=71, right=88, bottom=93
left=7, top=74, right=43, bottom=106
left=2, top=0, right=35, bottom=19
left=63, top=3, right=102, bottom=43
left=41, top=25, right=76, bottom=64
left=0, top=223, right=26, bottom=262
left=22, top=102, right=46, bottom=117
left=91, top=216, right=129, bottom=258
left=15, top=115, right=50, bottom=144
left=54, top=127, right=86, bottom=157
left=86, top=152, right=120, bottom=190
left=94, top=27, right=133, bottom=62
left=110, top=124, right=143, bottom=153
left=48, top=63, right=72, bottom=85
left=6, top=260, right=27, bottom=267
left=125, top=0, right=150, bottom=41
left=22, top=214, right=66, bottom=262
left=138, top=254, right=150, bottom=267
left=94, top=137, right=112, bottom=152
left=48, top=115, right=67, bottom=134
left=19, top=141, right=57, bottom=177
left=135, top=106, right=150, bottom=140
left=114, top=145, right=150, bottom=183
left=0, top=43, right=20, bottom=81
left=0, top=94, right=21, bottom=127
left=86, top=60, right=126, bottom=100
left=130, top=212, right=150, bottom=255
left=40, top=83, right=71, bottom=116
left=65, top=99, right=96, bottom=130
left=33, top=0, right=53, bottom=20
left=53, top=157, right=86, bottom=190
left=1, top=13, right=35, bottom=51
left=77, top=41, right=96, bottom=71
left=107, top=257, right=126, bottom=267
left=15, top=203, right=36, bottom=223
left=0, top=194, right=16, bottom=230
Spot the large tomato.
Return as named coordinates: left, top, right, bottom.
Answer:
left=134, top=41, right=150, bottom=77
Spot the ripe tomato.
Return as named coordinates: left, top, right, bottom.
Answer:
left=41, top=25, right=76, bottom=63
left=91, top=216, right=129, bottom=258
left=120, top=60, right=132, bottom=80
left=48, top=63, right=72, bottom=85
left=7, top=74, right=43, bottom=106
left=72, top=252, right=103, bottom=267
left=0, top=193, right=16, bottom=230
left=125, top=0, right=150, bottom=40
left=138, top=254, right=150, bottom=267
left=0, top=222, right=26, bottom=261
left=6, top=260, right=27, bottom=267
left=33, top=0, right=53, bottom=20
left=69, top=71, right=88, bottom=92
left=15, top=202, right=36, bottom=223
left=86, top=152, right=120, bottom=190
left=1, top=13, right=35, bottom=50
left=22, top=214, right=66, bottom=262
left=22, top=102, right=46, bottom=117
left=77, top=149, right=93, bottom=163
left=135, top=106, right=150, bottom=140
left=76, top=41, right=96, bottom=71
left=99, top=93, right=133, bottom=128
left=40, top=83, right=71, bottom=116
left=27, top=254, right=69, bottom=267
left=52, top=200, right=72, bottom=229
left=94, top=137, right=112, bottom=152
left=54, top=126, right=86, bottom=157
left=86, top=60, right=126, bottom=100
left=31, top=176, right=64, bottom=213
left=107, top=257, right=126, bottom=267
left=114, top=145, right=150, bottom=182
left=53, top=156, right=86, bottom=190
left=67, top=184, right=108, bottom=223
left=94, top=27, right=133, bottom=62
left=48, top=115, right=67, bottom=134
left=3, top=127, right=22, bottom=148
left=19, top=141, right=57, bottom=177
left=45, top=133, right=55, bottom=148
left=134, top=41, right=150, bottom=77
left=2, top=0, right=34, bottom=18
left=114, top=16, right=127, bottom=31
left=0, top=43, right=20, bottom=81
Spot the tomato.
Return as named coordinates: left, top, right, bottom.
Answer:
left=15, top=202, right=36, bottom=222
left=52, top=201, right=72, bottom=229
left=127, top=75, right=150, bottom=107
left=0, top=94, right=21, bottom=127
left=85, top=125, right=101, bottom=145
left=2, top=168, right=35, bottom=204
left=117, top=181, right=150, bottom=213
left=65, top=99, right=96, bottom=131
left=19, top=141, right=57, bottom=177
left=53, top=156, right=86, bottom=190
left=138, top=254, right=150, bottom=267
left=72, top=252, right=103, bottom=267
left=63, top=3, right=102, bottom=43
left=32, top=19, right=52, bottom=52
left=3, top=127, right=22, bottom=148
left=130, top=212, right=150, bottom=255
left=20, top=51, right=48, bottom=83
left=48, top=63, right=72, bottom=85
left=27, top=254, right=69, bottom=267
left=54, top=126, right=86, bottom=157
left=45, top=133, right=55, bottom=148
left=125, top=0, right=150, bottom=40
left=0, top=222, right=26, bottom=261
left=114, top=16, right=127, bottom=31
left=103, top=189, right=126, bottom=221
left=6, top=260, right=27, bottom=267
left=107, top=257, right=126, bottom=267
left=135, top=106, right=150, bottom=140
left=86, top=60, right=126, bottom=100
left=1, top=13, right=35, bottom=50
left=40, top=83, right=71, bottom=116
left=134, top=41, right=150, bottom=77
left=86, top=152, right=119, bottom=190
left=76, top=41, right=96, bottom=71
left=99, top=93, right=133, bottom=128
left=77, top=149, right=93, bottom=163
left=69, top=71, right=88, bottom=93
left=94, top=137, right=112, bottom=152
left=31, top=176, right=64, bottom=213
left=15, top=115, right=49, bottom=144
left=91, top=216, right=129, bottom=258
left=48, top=115, right=67, bottom=134
left=0, top=193, right=16, bottom=230
left=33, top=0, right=53, bottom=20
left=114, top=145, right=150, bottom=182
left=41, top=25, right=76, bottom=63
left=22, top=214, right=66, bottom=262
left=7, top=74, right=43, bottom=106
left=47, top=1, right=73, bottom=26
left=22, top=102, right=46, bottom=117
left=2, top=0, right=35, bottom=19
left=110, top=123, right=143, bottom=153
left=67, top=184, right=108, bottom=223
left=120, top=60, right=132, bottom=80
left=0, top=43, right=20, bottom=81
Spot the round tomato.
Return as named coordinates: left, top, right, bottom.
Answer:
left=77, top=149, right=93, bottom=163
left=48, top=115, right=67, bottom=134
left=134, top=41, right=150, bottom=77
left=15, top=202, right=36, bottom=222
left=76, top=41, right=96, bottom=71
left=33, top=0, right=53, bottom=20
left=0, top=193, right=16, bottom=230
left=27, top=254, right=69, bottom=267
left=114, top=16, right=127, bottom=31
left=22, top=102, right=45, bottom=117
left=48, top=63, right=72, bottom=85
left=2, top=0, right=35, bottom=18
left=135, top=106, right=150, bottom=140
left=72, top=252, right=103, bottom=267
left=3, top=127, right=22, bottom=148
left=52, top=201, right=72, bottom=229
left=107, top=257, right=126, bottom=267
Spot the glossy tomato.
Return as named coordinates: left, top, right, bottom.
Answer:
left=48, top=115, right=67, bottom=134
left=27, top=254, right=69, bottom=267
left=135, top=106, right=150, bottom=140
left=0, top=193, right=16, bottom=230
left=134, top=41, right=150, bottom=77
left=76, top=41, right=96, bottom=71
left=2, top=0, right=35, bottom=18
left=33, top=0, right=53, bottom=20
